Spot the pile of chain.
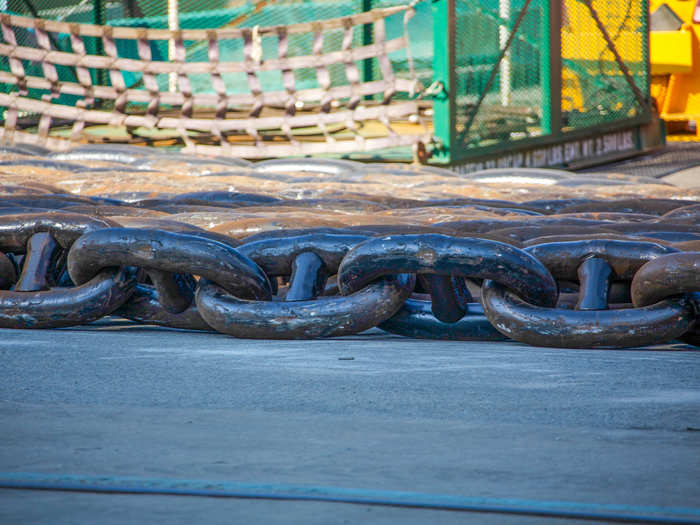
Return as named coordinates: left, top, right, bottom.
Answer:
left=0, top=144, right=698, bottom=348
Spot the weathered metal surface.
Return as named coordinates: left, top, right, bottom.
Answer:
left=285, top=252, right=328, bottom=302
left=0, top=194, right=121, bottom=208
left=658, top=203, right=700, bottom=225
left=481, top=240, right=692, bottom=348
left=523, top=198, right=600, bottom=213
left=435, top=217, right=611, bottom=235
left=0, top=252, right=17, bottom=290
left=145, top=271, right=196, bottom=314
left=486, top=225, right=617, bottom=244
left=195, top=274, right=415, bottom=339
left=0, top=147, right=698, bottom=347
left=379, top=299, right=505, bottom=340
left=0, top=266, right=136, bottom=329
left=630, top=253, right=700, bottom=348
left=522, top=233, right=677, bottom=247
left=526, top=240, right=678, bottom=281
left=338, top=234, right=558, bottom=309
left=13, top=232, right=59, bottom=292
left=0, top=214, right=139, bottom=329
left=254, top=158, right=364, bottom=176
left=108, top=217, right=207, bottom=233
left=114, top=284, right=211, bottom=331
left=238, top=234, right=369, bottom=277
left=424, top=275, right=472, bottom=323
left=241, top=228, right=371, bottom=243
left=631, top=252, right=700, bottom=307
left=67, top=228, right=271, bottom=301
left=481, top=282, right=695, bottom=348
left=558, top=199, right=697, bottom=215
left=575, top=257, right=613, bottom=311
left=0, top=213, right=116, bottom=252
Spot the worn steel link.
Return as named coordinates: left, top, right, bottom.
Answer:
left=114, top=284, right=212, bottom=332
left=631, top=252, right=700, bottom=347
left=379, top=298, right=505, bottom=341
left=337, top=234, right=557, bottom=339
left=0, top=213, right=117, bottom=251
left=238, top=233, right=370, bottom=282
left=0, top=252, right=16, bottom=289
left=237, top=233, right=370, bottom=302
left=0, top=213, right=137, bottom=328
left=67, top=228, right=272, bottom=321
left=196, top=273, right=415, bottom=339
left=481, top=240, right=697, bottom=348
left=631, top=252, right=700, bottom=308
left=196, top=233, right=414, bottom=339
left=0, top=266, right=136, bottom=329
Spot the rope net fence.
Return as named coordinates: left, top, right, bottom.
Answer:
left=0, top=1, right=431, bottom=157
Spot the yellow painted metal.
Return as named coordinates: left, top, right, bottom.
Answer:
left=650, top=0, right=700, bottom=139
left=667, top=132, right=700, bottom=140
left=650, top=30, right=692, bottom=74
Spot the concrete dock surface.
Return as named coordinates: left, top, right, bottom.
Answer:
left=1, top=323, right=699, bottom=524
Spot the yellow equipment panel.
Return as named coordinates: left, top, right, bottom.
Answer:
left=650, top=0, right=700, bottom=139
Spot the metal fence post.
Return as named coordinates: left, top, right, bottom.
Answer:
left=92, top=0, right=106, bottom=87
left=362, top=0, right=374, bottom=99
left=541, top=0, right=561, bottom=136
left=431, top=0, right=455, bottom=163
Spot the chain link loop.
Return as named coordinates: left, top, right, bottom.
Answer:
left=481, top=241, right=697, bottom=348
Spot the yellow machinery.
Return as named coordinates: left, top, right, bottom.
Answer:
left=649, top=0, right=700, bottom=140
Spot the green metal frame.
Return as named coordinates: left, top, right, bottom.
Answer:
left=91, top=0, right=106, bottom=86
left=429, top=0, right=654, bottom=168
left=362, top=0, right=374, bottom=97
left=430, top=0, right=454, bottom=163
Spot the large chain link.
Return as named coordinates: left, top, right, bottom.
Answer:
left=0, top=214, right=136, bottom=328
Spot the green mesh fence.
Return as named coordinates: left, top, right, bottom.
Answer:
left=453, top=0, right=546, bottom=150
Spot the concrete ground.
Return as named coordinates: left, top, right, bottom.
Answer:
left=661, top=166, right=700, bottom=189
left=1, top=322, right=699, bottom=524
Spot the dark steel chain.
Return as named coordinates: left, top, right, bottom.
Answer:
left=0, top=208, right=697, bottom=348
left=0, top=214, right=136, bottom=329
left=481, top=240, right=697, bottom=348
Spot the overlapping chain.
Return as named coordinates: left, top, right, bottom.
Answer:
left=0, top=206, right=698, bottom=349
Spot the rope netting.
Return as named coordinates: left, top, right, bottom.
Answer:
left=0, top=2, right=431, bottom=157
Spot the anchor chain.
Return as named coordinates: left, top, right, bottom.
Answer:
left=0, top=220, right=697, bottom=348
